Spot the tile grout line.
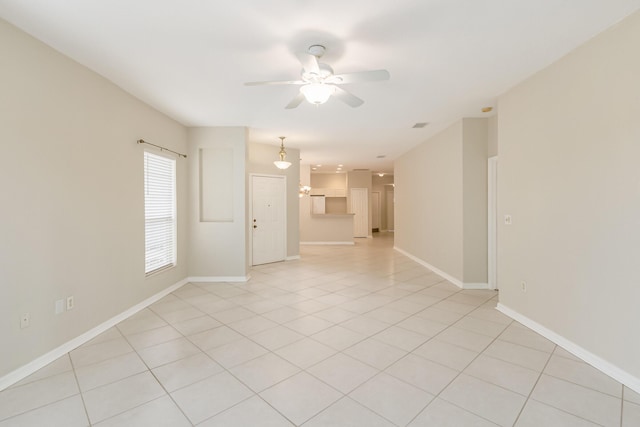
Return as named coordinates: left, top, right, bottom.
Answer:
left=8, top=235, right=627, bottom=426
left=105, top=325, right=197, bottom=426
left=509, top=349, right=614, bottom=426
left=73, top=277, right=470, bottom=426
left=0, top=367, right=87, bottom=425
left=138, top=288, right=313, bottom=421
left=297, top=278, right=503, bottom=426
left=402, top=307, right=509, bottom=426
left=509, top=343, right=555, bottom=426
left=153, top=283, right=348, bottom=426
left=219, top=247, right=454, bottom=425
left=67, top=353, right=94, bottom=426
left=212, top=258, right=502, bottom=422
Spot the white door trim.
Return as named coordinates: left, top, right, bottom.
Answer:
left=488, top=156, right=498, bottom=290
left=371, top=191, right=381, bottom=232
left=386, top=187, right=395, bottom=232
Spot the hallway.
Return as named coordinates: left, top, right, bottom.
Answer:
left=0, top=234, right=638, bottom=426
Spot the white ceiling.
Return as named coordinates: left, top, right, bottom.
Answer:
left=2, top=0, right=639, bottom=173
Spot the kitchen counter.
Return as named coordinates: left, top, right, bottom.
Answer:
left=311, top=213, right=355, bottom=217
left=301, top=212, right=355, bottom=245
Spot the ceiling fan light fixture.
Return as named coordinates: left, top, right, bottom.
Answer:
left=300, top=83, right=334, bottom=105
left=274, top=136, right=292, bottom=170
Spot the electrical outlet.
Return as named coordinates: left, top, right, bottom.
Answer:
left=20, top=313, right=30, bottom=329
left=55, top=299, right=65, bottom=314
left=504, top=215, right=512, bottom=225
left=66, top=296, right=75, bottom=311
left=521, top=281, right=527, bottom=292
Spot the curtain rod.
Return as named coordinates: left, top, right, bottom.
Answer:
left=137, top=139, right=187, bottom=158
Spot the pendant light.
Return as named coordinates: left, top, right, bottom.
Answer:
left=274, top=136, right=292, bottom=170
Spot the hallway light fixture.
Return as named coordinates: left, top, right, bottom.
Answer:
left=274, top=136, right=292, bottom=170
left=299, top=183, right=311, bottom=198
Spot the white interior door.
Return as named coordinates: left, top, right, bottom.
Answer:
left=351, top=188, right=369, bottom=238
left=371, top=192, right=380, bottom=232
left=252, top=175, right=286, bottom=266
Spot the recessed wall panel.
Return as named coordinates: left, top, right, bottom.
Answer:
left=200, top=147, right=234, bottom=222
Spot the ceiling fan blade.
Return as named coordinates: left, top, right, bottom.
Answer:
left=332, top=86, right=364, bottom=108
left=285, top=92, right=305, bottom=109
left=328, top=69, right=390, bottom=84
left=244, top=80, right=304, bottom=86
left=296, top=52, right=320, bottom=75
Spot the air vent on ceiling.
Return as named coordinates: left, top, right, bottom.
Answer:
left=412, top=122, right=429, bottom=128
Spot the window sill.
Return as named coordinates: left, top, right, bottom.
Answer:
left=145, top=263, right=176, bottom=278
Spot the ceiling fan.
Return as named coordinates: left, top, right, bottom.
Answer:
left=244, top=45, right=390, bottom=109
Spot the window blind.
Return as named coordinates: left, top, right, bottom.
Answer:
left=144, top=151, right=176, bottom=275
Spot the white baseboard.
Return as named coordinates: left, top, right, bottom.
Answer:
left=187, top=276, right=250, bottom=283
left=393, top=247, right=491, bottom=290
left=497, top=303, right=640, bottom=395
left=0, top=278, right=189, bottom=392
left=393, top=246, right=464, bottom=288
left=463, top=282, right=491, bottom=290
left=285, top=255, right=301, bottom=261
left=300, top=241, right=355, bottom=245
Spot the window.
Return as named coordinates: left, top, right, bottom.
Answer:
left=144, top=151, right=176, bottom=275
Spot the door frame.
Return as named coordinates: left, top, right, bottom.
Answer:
left=249, top=173, right=287, bottom=266
left=371, top=191, right=381, bottom=232
left=385, top=185, right=395, bottom=232
left=488, top=156, right=498, bottom=289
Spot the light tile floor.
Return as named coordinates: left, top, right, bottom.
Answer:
left=1, top=233, right=639, bottom=426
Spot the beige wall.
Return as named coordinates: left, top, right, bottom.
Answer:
left=187, top=127, right=248, bottom=278
left=395, top=121, right=464, bottom=280
left=395, top=118, right=489, bottom=285
left=462, top=119, right=489, bottom=283
left=325, top=197, right=347, bottom=214
left=310, top=173, right=347, bottom=189
left=487, top=115, right=498, bottom=157
left=0, top=19, right=188, bottom=378
left=497, top=11, right=640, bottom=380
left=248, top=142, right=300, bottom=259
left=347, top=170, right=373, bottom=193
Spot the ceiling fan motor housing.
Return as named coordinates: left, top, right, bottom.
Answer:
left=308, top=44, right=326, bottom=58
left=302, top=63, right=334, bottom=83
